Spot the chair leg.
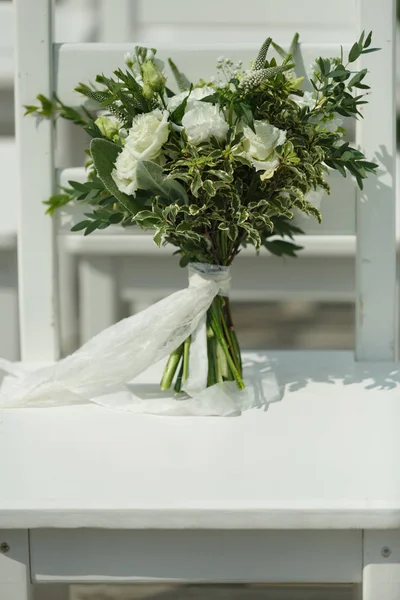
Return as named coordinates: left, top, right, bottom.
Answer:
left=78, top=256, right=119, bottom=344
left=0, top=530, right=33, bottom=600
left=362, top=531, right=400, bottom=600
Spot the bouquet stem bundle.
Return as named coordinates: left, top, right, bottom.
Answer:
left=160, top=295, right=244, bottom=392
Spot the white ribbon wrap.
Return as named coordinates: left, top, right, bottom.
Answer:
left=0, top=263, right=279, bottom=416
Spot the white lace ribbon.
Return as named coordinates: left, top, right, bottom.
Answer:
left=0, top=263, right=279, bottom=415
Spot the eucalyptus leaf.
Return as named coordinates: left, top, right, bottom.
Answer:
left=348, top=42, right=362, bottom=63
left=136, top=160, right=189, bottom=205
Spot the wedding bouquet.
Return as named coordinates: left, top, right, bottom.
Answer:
left=27, top=32, right=378, bottom=401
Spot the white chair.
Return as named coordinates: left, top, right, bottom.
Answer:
left=1, top=2, right=398, bottom=600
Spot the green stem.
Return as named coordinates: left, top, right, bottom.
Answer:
left=207, top=321, right=217, bottom=386
left=182, top=335, right=191, bottom=385
left=209, top=303, right=245, bottom=390
left=217, top=341, right=231, bottom=380
left=160, top=343, right=184, bottom=390
left=219, top=231, right=228, bottom=264
left=173, top=359, right=184, bottom=393
left=208, top=302, right=225, bottom=384
left=229, top=328, right=242, bottom=373
left=224, top=297, right=242, bottom=371
left=219, top=297, right=240, bottom=373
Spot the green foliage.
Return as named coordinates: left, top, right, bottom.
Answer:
left=170, top=86, right=192, bottom=124
left=24, top=93, right=102, bottom=138
left=136, top=161, right=189, bottom=205
left=30, top=35, right=379, bottom=265
left=309, top=31, right=379, bottom=119
left=168, top=58, right=191, bottom=92
left=43, top=194, right=71, bottom=215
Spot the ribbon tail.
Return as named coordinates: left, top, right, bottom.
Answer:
left=0, top=358, right=29, bottom=377
left=0, top=281, right=219, bottom=408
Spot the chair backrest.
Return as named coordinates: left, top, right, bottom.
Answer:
left=14, top=0, right=396, bottom=362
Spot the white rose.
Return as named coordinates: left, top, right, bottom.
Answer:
left=167, top=86, right=215, bottom=114
left=124, top=108, right=170, bottom=160
left=182, top=102, right=229, bottom=145
left=238, top=120, right=286, bottom=178
left=111, top=109, right=169, bottom=196
left=242, top=121, right=286, bottom=161
left=288, top=91, right=316, bottom=110
left=112, top=146, right=138, bottom=196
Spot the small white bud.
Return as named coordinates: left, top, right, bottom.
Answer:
left=124, top=52, right=135, bottom=66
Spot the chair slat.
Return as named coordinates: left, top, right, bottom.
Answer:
left=138, top=0, right=357, bottom=29
left=355, top=0, right=397, bottom=360
left=15, top=0, right=60, bottom=361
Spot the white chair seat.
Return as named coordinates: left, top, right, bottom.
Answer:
left=1, top=350, right=399, bottom=531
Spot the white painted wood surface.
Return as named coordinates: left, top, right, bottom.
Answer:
left=1, top=0, right=98, bottom=88
left=0, top=251, right=20, bottom=360
left=0, top=351, right=399, bottom=531
left=363, top=531, right=400, bottom=600
left=78, top=256, right=120, bottom=340
left=0, top=138, right=19, bottom=360
left=107, top=0, right=358, bottom=45
left=355, top=0, right=397, bottom=360
left=14, top=0, right=60, bottom=362
left=0, top=2, right=14, bottom=86
left=97, top=0, right=134, bottom=43
left=63, top=231, right=356, bottom=258
left=0, top=138, right=17, bottom=243
left=0, top=530, right=32, bottom=600
left=30, top=529, right=362, bottom=584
